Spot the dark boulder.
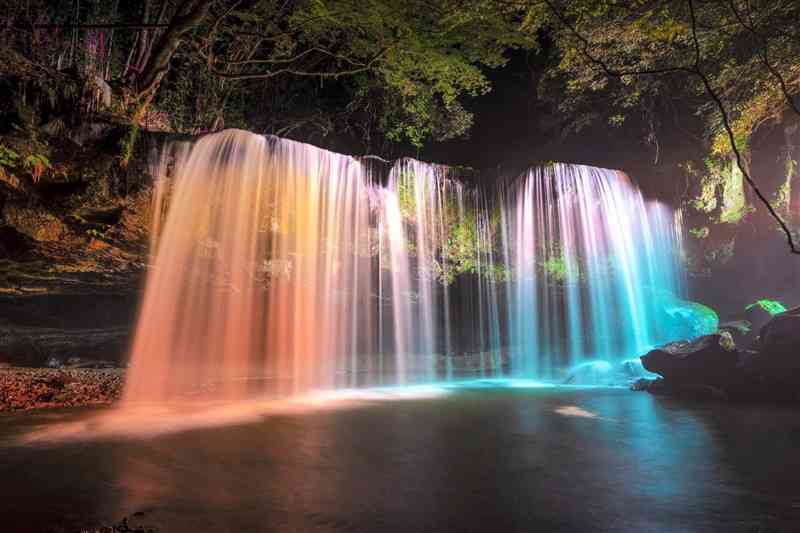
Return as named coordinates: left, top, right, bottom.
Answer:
left=745, top=302, right=778, bottom=337
left=737, top=300, right=788, bottom=347
left=640, top=332, right=743, bottom=387
left=749, top=306, right=800, bottom=379
left=0, top=226, right=33, bottom=258
left=636, top=308, right=800, bottom=401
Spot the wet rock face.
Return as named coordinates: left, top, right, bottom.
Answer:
left=0, top=325, right=130, bottom=367
left=2, top=201, right=66, bottom=241
left=0, top=292, right=139, bottom=368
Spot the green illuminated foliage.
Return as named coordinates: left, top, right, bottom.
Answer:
left=525, top=0, right=800, bottom=165
left=541, top=256, right=569, bottom=282
left=538, top=244, right=582, bottom=284
left=396, top=171, right=420, bottom=218
left=23, top=153, right=51, bottom=182
left=0, top=145, right=21, bottom=169
left=746, top=299, right=787, bottom=316
left=719, top=164, right=745, bottom=224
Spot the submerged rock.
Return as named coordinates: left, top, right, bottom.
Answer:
left=563, top=359, right=655, bottom=386
left=630, top=377, right=655, bottom=391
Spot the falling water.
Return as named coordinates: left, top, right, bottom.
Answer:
left=500, top=164, right=683, bottom=378
left=124, top=130, right=684, bottom=403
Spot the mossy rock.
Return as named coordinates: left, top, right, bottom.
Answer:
left=2, top=201, right=66, bottom=241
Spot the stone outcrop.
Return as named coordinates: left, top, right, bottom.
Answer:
left=0, top=324, right=130, bottom=367
left=640, top=332, right=741, bottom=387
left=2, top=201, right=66, bottom=241
left=637, top=307, right=800, bottom=401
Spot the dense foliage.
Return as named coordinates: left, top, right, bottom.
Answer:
left=519, top=0, right=800, bottom=253
left=523, top=1, right=799, bottom=150
left=3, top=0, right=800, bottom=271
left=1, top=0, right=535, bottom=151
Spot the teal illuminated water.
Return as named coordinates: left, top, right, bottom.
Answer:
left=500, top=164, right=685, bottom=378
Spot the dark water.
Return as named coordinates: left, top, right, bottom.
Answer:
left=2, top=386, right=800, bottom=532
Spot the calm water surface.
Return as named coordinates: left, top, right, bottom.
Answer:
left=1, top=386, right=800, bottom=532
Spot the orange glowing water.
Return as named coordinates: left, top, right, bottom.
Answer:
left=125, top=130, right=378, bottom=402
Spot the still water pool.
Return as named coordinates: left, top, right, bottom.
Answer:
left=1, top=385, right=799, bottom=532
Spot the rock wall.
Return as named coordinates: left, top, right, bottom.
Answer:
left=680, top=115, right=800, bottom=319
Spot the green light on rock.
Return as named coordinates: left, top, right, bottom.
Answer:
left=746, top=299, right=787, bottom=316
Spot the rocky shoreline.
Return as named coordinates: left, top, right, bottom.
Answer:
left=0, top=367, right=123, bottom=411
left=635, top=306, right=800, bottom=402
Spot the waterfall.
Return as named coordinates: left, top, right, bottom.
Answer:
left=124, top=130, right=684, bottom=403
left=500, top=164, right=683, bottom=378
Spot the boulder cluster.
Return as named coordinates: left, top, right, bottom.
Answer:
left=636, top=306, right=800, bottom=400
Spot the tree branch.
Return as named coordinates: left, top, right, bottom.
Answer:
left=26, top=23, right=170, bottom=30
left=726, top=0, right=800, bottom=117
left=205, top=48, right=388, bottom=80
left=540, top=0, right=800, bottom=255
left=137, top=0, right=213, bottom=97
left=687, top=0, right=799, bottom=253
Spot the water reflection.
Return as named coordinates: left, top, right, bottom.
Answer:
left=2, top=388, right=800, bottom=532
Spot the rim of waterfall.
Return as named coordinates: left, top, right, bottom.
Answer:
left=123, top=128, right=691, bottom=404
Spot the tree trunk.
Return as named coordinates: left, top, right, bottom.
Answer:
left=135, top=0, right=212, bottom=101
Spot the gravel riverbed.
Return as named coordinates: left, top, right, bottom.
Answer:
left=0, top=367, right=123, bottom=411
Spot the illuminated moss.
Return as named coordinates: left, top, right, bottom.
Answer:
left=776, top=156, right=795, bottom=218
left=539, top=246, right=581, bottom=284
left=688, top=301, right=719, bottom=335
left=719, top=163, right=746, bottom=223
left=541, top=256, right=569, bottom=282
left=746, top=299, right=787, bottom=316
left=776, top=180, right=791, bottom=211
left=693, top=179, right=718, bottom=213
left=396, top=172, right=417, bottom=217
left=689, top=157, right=750, bottom=223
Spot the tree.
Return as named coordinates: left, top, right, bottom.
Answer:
left=517, top=0, right=800, bottom=253
left=4, top=0, right=537, bottom=150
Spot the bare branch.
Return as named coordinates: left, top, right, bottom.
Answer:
left=206, top=47, right=389, bottom=80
